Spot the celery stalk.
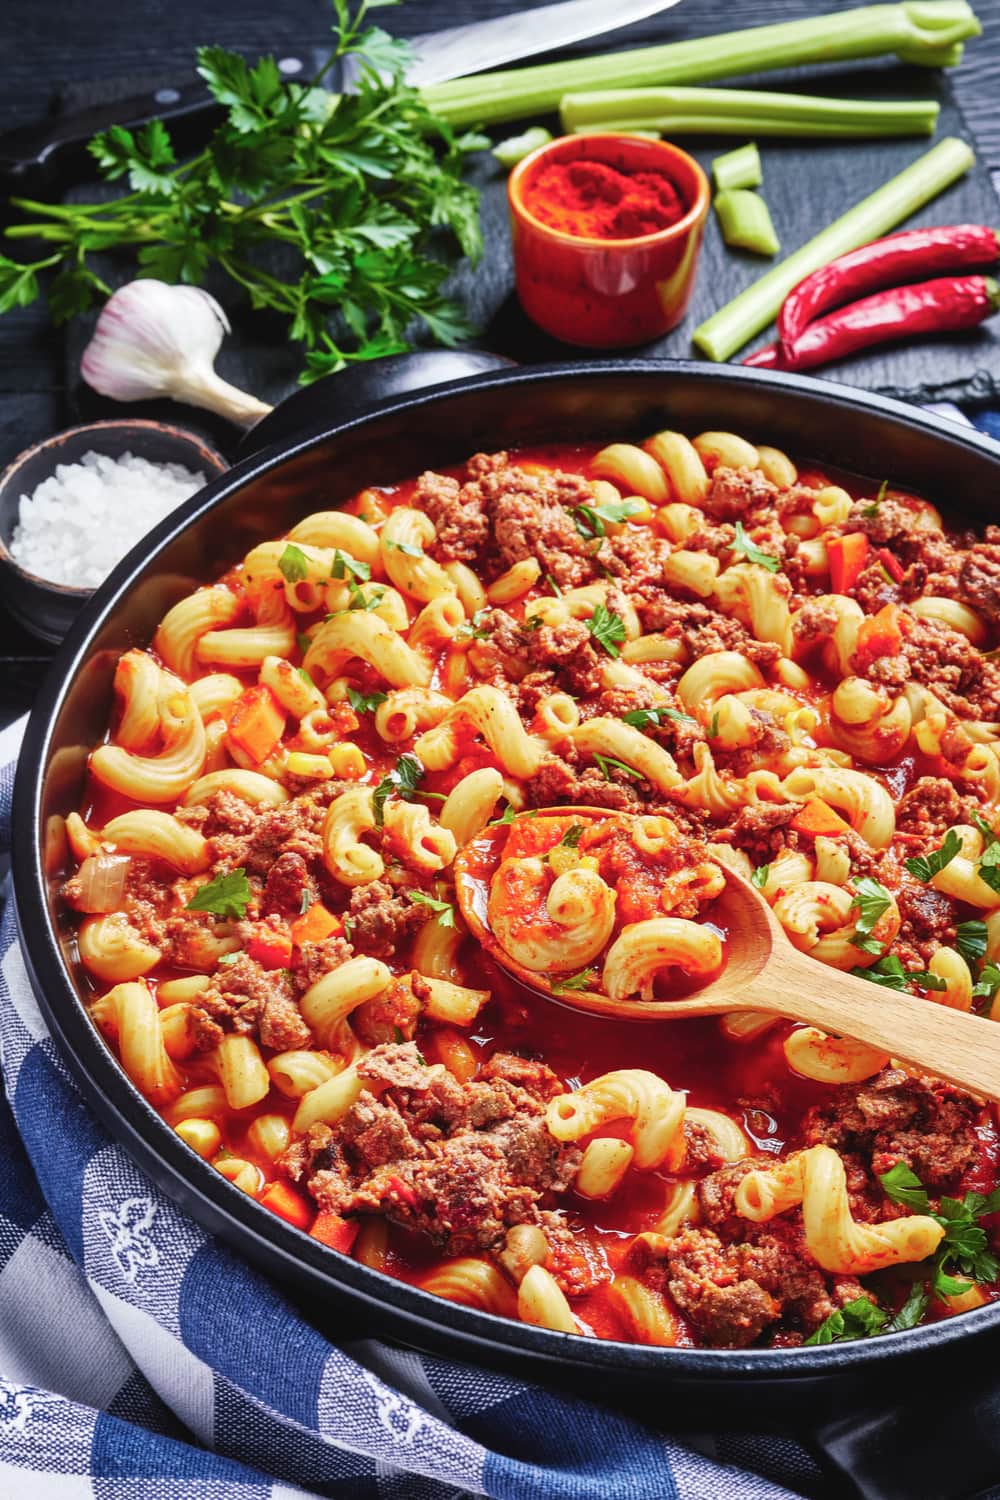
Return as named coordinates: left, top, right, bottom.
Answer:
left=715, top=190, right=780, bottom=256
left=692, top=136, right=975, bottom=362
left=421, top=3, right=980, bottom=128
left=560, top=87, right=940, bottom=138
left=713, top=144, right=762, bottom=192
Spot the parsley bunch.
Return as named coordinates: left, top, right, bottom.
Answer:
left=1, top=0, right=485, bottom=382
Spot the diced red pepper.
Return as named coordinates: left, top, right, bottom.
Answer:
left=246, top=923, right=293, bottom=970
left=826, top=533, right=870, bottom=594
left=290, top=902, right=342, bottom=947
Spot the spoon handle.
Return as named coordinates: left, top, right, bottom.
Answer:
left=762, top=948, right=1000, bottom=1099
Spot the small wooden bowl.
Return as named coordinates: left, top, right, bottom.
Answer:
left=0, top=419, right=226, bottom=645
left=507, top=133, right=711, bottom=348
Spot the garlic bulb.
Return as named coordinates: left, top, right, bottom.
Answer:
left=81, top=280, right=272, bottom=428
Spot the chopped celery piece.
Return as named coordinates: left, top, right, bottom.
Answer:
left=492, top=127, right=553, bottom=170
left=715, top=190, right=780, bottom=256
left=692, top=135, right=976, bottom=361
left=422, top=3, right=980, bottom=128
left=713, top=143, right=763, bottom=192
left=559, top=87, right=940, bottom=139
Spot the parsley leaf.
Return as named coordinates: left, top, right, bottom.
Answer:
left=956, top=919, right=989, bottom=966
left=406, top=891, right=456, bottom=927
left=730, top=521, right=780, bottom=573
left=622, top=706, right=697, bottom=729
left=586, top=603, right=627, bottom=658
left=557, top=823, right=585, bottom=850
left=880, top=1162, right=931, bottom=1212
left=552, top=967, right=597, bottom=993
left=751, top=864, right=770, bottom=890
left=346, top=581, right=385, bottom=612
left=546, top=575, right=563, bottom=598
left=490, top=804, right=519, bottom=827
left=297, top=631, right=313, bottom=655
left=805, top=1296, right=887, bottom=1345
left=905, top=828, right=961, bottom=884
left=386, top=538, right=424, bottom=558
left=298, top=889, right=314, bottom=915
left=883, top=1282, right=930, bottom=1332
left=708, top=710, right=721, bottom=739
left=372, top=753, right=425, bottom=826
left=348, top=686, right=387, bottom=714
left=593, top=753, right=643, bottom=783
left=331, top=550, right=371, bottom=583
left=217, top=950, right=243, bottom=967
left=973, top=962, right=1000, bottom=1003
left=972, top=812, right=998, bottom=848
left=851, top=955, right=947, bottom=992
left=186, top=868, right=252, bottom=920
left=572, top=497, right=646, bottom=540
left=979, top=841, right=1000, bottom=897
left=278, top=543, right=309, bottom=583
left=850, top=876, right=891, bottom=950
left=861, top=479, right=889, bottom=519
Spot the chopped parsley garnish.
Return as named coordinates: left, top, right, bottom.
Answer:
left=956, top=919, right=989, bottom=966
left=972, top=812, right=998, bottom=848
left=546, top=574, right=563, bottom=597
left=490, top=804, right=519, bottom=827
left=593, top=753, right=643, bottom=783
left=880, top=1164, right=1000, bottom=1298
left=572, top=497, right=646, bottom=540
left=456, top=607, right=490, bottom=642
left=278, top=542, right=308, bottom=583
left=342, top=915, right=354, bottom=942
left=751, top=864, right=770, bottom=890
left=348, top=687, right=388, bottom=714
left=347, top=581, right=385, bottom=612
left=217, top=950, right=243, bottom=966
left=849, top=954, right=946, bottom=991
left=622, top=705, right=697, bottom=730
left=883, top=1283, right=930, bottom=1333
left=552, top=967, right=596, bottom=993
left=730, top=521, right=780, bottom=573
left=972, top=962, right=1000, bottom=1004
left=298, top=889, right=314, bottom=915
left=406, top=892, right=456, bottom=928
left=979, top=841, right=1000, bottom=897
left=372, top=753, right=425, bottom=826
left=905, top=828, right=961, bottom=884
left=861, top=479, right=889, bottom=519
left=586, top=603, right=627, bottom=658
left=557, top=823, right=585, bottom=850
left=296, top=631, right=313, bottom=655
left=849, top=876, right=892, bottom=952
left=805, top=1296, right=888, bottom=1345
left=708, top=710, right=721, bottom=739
left=330, top=550, right=370, bottom=583
left=386, top=538, right=424, bottom=558
left=297, top=666, right=315, bottom=688
left=186, top=868, right=252, bottom=920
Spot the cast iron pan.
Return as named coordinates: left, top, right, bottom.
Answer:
left=13, top=359, right=1000, bottom=1500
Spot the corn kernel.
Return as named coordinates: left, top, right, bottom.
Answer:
left=286, top=751, right=333, bottom=779
left=175, top=1118, right=222, bottom=1159
left=329, top=742, right=366, bottom=778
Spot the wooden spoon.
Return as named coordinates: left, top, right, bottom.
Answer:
left=454, top=806, right=1000, bottom=1101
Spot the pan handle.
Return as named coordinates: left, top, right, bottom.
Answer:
left=238, top=349, right=517, bottom=457
left=811, top=1369, right=1000, bottom=1500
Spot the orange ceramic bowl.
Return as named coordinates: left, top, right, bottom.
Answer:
left=508, top=133, right=711, bottom=349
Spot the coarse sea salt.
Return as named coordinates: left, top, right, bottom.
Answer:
left=9, top=449, right=206, bottom=589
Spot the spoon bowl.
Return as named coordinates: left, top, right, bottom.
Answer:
left=455, top=805, right=1000, bottom=1100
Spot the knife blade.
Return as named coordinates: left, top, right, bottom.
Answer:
left=348, top=0, right=685, bottom=90
left=0, top=0, right=684, bottom=195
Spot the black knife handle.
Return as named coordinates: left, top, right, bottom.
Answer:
left=0, top=54, right=312, bottom=195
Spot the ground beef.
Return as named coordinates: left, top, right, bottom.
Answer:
left=958, top=542, right=1000, bottom=626
left=852, top=561, right=900, bottom=615
left=717, top=801, right=803, bottom=864
left=300, top=1043, right=582, bottom=1254
left=702, top=465, right=778, bottom=523
left=697, top=1159, right=760, bottom=1238
left=195, top=954, right=311, bottom=1051
left=208, top=793, right=335, bottom=876
left=525, top=753, right=650, bottom=813
left=802, top=1068, right=982, bottom=1189
left=346, top=879, right=430, bottom=959
left=539, top=1212, right=612, bottom=1296
left=636, top=597, right=782, bottom=668
left=791, top=599, right=840, bottom=650
left=416, top=469, right=489, bottom=564
left=852, top=611, right=1000, bottom=719
left=896, top=777, right=986, bottom=838
left=490, top=470, right=597, bottom=587
left=262, top=851, right=312, bottom=917
left=893, top=881, right=956, bottom=966
left=291, top=935, right=355, bottom=994
left=352, top=974, right=423, bottom=1046
left=601, top=526, right=671, bottom=589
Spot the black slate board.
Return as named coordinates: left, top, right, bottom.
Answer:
left=51, top=6, right=1000, bottom=414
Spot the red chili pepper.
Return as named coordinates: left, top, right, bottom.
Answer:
left=778, top=224, right=1000, bottom=346
left=747, top=274, right=1000, bottom=374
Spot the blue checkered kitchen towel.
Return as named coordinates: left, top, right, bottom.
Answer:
left=0, top=710, right=833, bottom=1500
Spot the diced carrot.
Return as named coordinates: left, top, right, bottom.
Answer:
left=826, top=533, right=869, bottom=594
left=260, top=1180, right=314, bottom=1231
left=791, top=797, right=853, bottom=839
left=247, top=923, right=293, bottom=970
left=291, top=902, right=342, bottom=947
left=228, top=685, right=286, bottom=764
left=875, top=546, right=905, bottom=584
left=854, top=602, right=910, bottom=666
left=310, top=1209, right=360, bottom=1253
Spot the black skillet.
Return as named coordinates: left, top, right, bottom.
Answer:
left=13, top=357, right=1000, bottom=1500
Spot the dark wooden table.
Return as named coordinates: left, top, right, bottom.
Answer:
left=3, top=0, right=1000, bottom=721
